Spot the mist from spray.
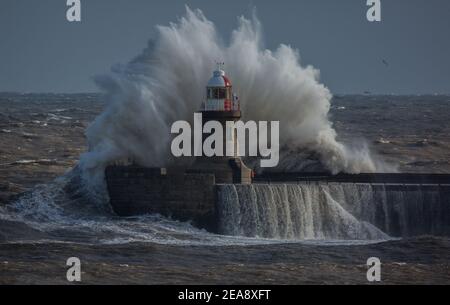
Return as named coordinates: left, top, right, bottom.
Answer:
left=79, top=7, right=392, bottom=196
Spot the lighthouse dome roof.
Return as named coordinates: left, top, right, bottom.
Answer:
left=207, top=69, right=232, bottom=87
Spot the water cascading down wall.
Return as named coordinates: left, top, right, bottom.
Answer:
left=216, top=182, right=450, bottom=240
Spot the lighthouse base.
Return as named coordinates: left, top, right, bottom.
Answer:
left=190, top=157, right=252, bottom=184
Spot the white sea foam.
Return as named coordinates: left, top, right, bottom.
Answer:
left=78, top=7, right=393, bottom=199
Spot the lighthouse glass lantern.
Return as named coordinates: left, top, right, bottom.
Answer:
left=205, top=68, right=239, bottom=111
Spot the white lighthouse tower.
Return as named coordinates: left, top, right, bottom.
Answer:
left=191, top=65, right=252, bottom=184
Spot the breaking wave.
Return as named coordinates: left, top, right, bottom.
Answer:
left=0, top=8, right=399, bottom=246
left=79, top=7, right=393, bottom=198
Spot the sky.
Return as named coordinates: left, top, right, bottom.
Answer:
left=1, top=0, right=450, bottom=94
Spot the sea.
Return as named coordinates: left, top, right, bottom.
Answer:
left=0, top=93, right=449, bottom=284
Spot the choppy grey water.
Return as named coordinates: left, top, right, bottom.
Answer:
left=0, top=93, right=449, bottom=284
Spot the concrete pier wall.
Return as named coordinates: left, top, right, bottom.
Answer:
left=254, top=172, right=450, bottom=184
left=216, top=183, right=450, bottom=238
left=105, top=166, right=217, bottom=231
left=105, top=167, right=450, bottom=237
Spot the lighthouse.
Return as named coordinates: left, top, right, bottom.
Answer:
left=205, top=66, right=239, bottom=112
left=191, top=65, right=252, bottom=184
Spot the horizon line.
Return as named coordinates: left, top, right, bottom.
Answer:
left=1, top=91, right=450, bottom=97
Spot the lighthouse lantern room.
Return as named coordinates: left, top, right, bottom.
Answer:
left=205, top=66, right=239, bottom=111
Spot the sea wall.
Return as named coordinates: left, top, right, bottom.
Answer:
left=105, top=167, right=450, bottom=239
left=105, top=166, right=217, bottom=231
left=254, top=172, right=450, bottom=184
left=216, top=183, right=450, bottom=239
